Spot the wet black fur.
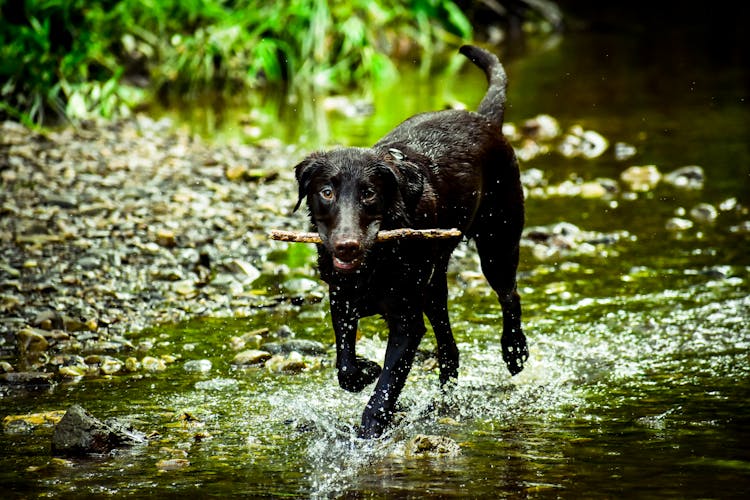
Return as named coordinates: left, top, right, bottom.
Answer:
left=294, top=45, right=527, bottom=438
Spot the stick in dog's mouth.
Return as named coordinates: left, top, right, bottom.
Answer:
left=268, top=228, right=462, bottom=244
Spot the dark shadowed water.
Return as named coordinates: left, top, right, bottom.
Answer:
left=2, top=4, right=749, bottom=498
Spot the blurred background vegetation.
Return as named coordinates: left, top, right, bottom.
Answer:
left=0, top=0, right=560, bottom=127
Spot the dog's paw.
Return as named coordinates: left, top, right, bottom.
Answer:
left=338, top=357, right=382, bottom=393
left=501, top=331, right=529, bottom=376
left=357, top=411, right=390, bottom=439
left=438, top=359, right=459, bottom=386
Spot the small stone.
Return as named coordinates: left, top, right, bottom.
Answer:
left=100, top=357, right=124, bottom=375
left=0, top=371, right=54, bottom=387
left=262, top=339, right=327, bottom=356
left=3, top=410, right=66, bottom=432
left=59, top=365, right=88, bottom=378
left=405, top=434, right=461, bottom=457
left=232, top=349, right=272, bottom=366
left=666, top=217, right=693, bottom=231
left=184, top=359, right=212, bottom=373
left=265, top=352, right=307, bottom=373
left=227, top=259, right=261, bottom=283
left=664, top=165, right=704, bottom=189
left=225, top=164, right=248, bottom=181
left=156, top=458, right=190, bottom=471
left=520, top=114, right=560, bottom=141
left=621, top=165, right=661, bottom=192
left=194, top=378, right=238, bottom=391
left=141, top=356, right=167, bottom=372
left=578, top=181, right=608, bottom=199
left=124, top=357, right=141, bottom=372
left=689, top=203, right=718, bottom=223
left=17, top=328, right=49, bottom=353
left=155, top=229, right=177, bottom=248
left=614, top=142, right=637, bottom=161
left=51, top=404, right=146, bottom=456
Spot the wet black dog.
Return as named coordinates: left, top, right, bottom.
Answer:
left=293, top=45, right=527, bottom=438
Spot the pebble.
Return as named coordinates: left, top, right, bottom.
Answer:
left=265, top=352, right=307, bottom=373
left=620, top=165, right=661, bottom=192
left=0, top=117, right=304, bottom=369
left=156, top=458, right=190, bottom=471
left=141, top=356, right=167, bottom=372
left=184, top=359, right=212, bottom=373
left=690, top=203, right=718, bottom=223
left=666, top=217, right=694, bottom=231
left=232, top=349, right=272, bottom=366
left=405, top=434, right=461, bottom=457
left=664, top=165, right=705, bottom=189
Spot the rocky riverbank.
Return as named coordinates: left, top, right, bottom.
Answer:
left=1, top=117, right=312, bottom=380
left=2, top=113, right=745, bottom=386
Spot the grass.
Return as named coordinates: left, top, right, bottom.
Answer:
left=0, top=0, right=475, bottom=125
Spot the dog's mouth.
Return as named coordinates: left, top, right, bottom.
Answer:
left=333, top=255, right=363, bottom=272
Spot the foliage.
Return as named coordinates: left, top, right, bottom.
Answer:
left=0, top=0, right=473, bottom=125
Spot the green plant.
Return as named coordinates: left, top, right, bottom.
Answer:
left=0, top=0, right=474, bottom=125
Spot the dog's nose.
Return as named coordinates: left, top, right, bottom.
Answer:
left=334, top=238, right=361, bottom=260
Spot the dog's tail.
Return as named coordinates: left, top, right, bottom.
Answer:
left=459, top=45, right=507, bottom=127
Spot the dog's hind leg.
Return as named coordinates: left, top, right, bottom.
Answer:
left=474, top=232, right=528, bottom=376
left=424, top=256, right=459, bottom=385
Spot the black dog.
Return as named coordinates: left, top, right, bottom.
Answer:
left=294, top=45, right=527, bottom=438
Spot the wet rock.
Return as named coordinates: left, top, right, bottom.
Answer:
left=226, top=259, right=261, bottom=284
left=55, top=354, right=89, bottom=378
left=194, top=377, right=238, bottom=391
left=141, top=356, right=167, bottom=372
left=124, top=357, right=141, bottom=372
left=265, top=352, right=307, bottom=373
left=0, top=371, right=54, bottom=387
left=183, top=359, right=212, bottom=373
left=520, top=114, right=560, bottom=141
left=34, top=310, right=64, bottom=330
left=666, top=217, right=694, bottom=231
left=3, top=410, right=66, bottom=433
left=689, top=203, right=718, bottom=223
left=262, top=339, right=327, bottom=356
left=0, top=361, right=13, bottom=373
left=51, top=404, right=146, bottom=456
left=225, top=164, right=248, bottom=181
left=16, top=328, right=49, bottom=353
left=520, top=168, right=546, bottom=189
left=405, top=434, right=461, bottom=458
left=620, top=165, right=661, bottom=192
left=558, top=125, right=608, bottom=159
left=614, top=142, right=637, bottom=161
left=664, top=165, right=705, bottom=189
left=156, top=458, right=190, bottom=471
left=522, top=222, right=631, bottom=261
left=84, top=355, right=124, bottom=375
left=232, top=349, right=272, bottom=366
left=730, top=221, right=750, bottom=233
left=274, top=325, right=295, bottom=339
left=155, top=228, right=177, bottom=248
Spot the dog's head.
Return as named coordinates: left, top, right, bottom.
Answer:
left=294, top=148, right=403, bottom=272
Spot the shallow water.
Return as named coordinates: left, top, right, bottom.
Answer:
left=3, top=5, right=750, bottom=499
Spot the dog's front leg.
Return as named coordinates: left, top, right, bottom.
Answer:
left=358, top=309, right=426, bottom=438
left=330, top=289, right=382, bottom=393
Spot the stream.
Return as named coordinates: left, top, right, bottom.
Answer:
left=2, top=4, right=749, bottom=499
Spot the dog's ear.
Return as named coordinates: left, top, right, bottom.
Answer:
left=293, top=154, right=323, bottom=212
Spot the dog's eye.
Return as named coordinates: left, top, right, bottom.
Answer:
left=319, top=187, right=335, bottom=201
left=361, top=187, right=377, bottom=203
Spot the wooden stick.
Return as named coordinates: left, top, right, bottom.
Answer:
left=269, top=228, right=462, bottom=243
